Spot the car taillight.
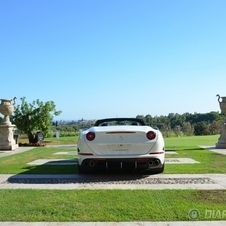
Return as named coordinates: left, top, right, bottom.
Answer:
left=86, top=132, right=95, bottom=141
left=146, top=131, right=156, bottom=140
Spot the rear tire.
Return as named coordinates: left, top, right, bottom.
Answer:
left=78, top=164, right=86, bottom=174
left=153, top=163, right=165, bottom=174
left=144, top=164, right=165, bottom=175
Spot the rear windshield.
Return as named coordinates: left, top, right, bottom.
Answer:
left=94, top=118, right=145, bottom=126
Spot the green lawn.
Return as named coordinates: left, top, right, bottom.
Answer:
left=0, top=135, right=226, bottom=222
left=0, top=189, right=225, bottom=221
left=0, top=134, right=225, bottom=174
left=165, top=134, right=218, bottom=148
left=0, top=147, right=78, bottom=174
left=19, top=135, right=79, bottom=145
left=164, top=135, right=225, bottom=174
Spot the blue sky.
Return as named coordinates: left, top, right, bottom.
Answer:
left=1, top=0, right=226, bottom=120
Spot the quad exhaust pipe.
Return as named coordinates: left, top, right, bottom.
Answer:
left=83, top=160, right=96, bottom=167
left=148, top=159, right=160, bottom=167
left=82, top=159, right=160, bottom=169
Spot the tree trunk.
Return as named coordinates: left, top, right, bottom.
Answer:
left=27, top=132, right=38, bottom=143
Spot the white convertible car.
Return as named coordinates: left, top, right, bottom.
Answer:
left=77, top=118, right=165, bottom=174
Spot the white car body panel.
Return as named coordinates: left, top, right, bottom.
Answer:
left=77, top=118, right=165, bottom=174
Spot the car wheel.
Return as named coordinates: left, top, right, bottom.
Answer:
left=154, top=164, right=165, bottom=174
left=78, top=164, right=87, bottom=174
left=144, top=164, right=165, bottom=175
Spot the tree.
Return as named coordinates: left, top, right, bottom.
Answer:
left=161, top=124, right=172, bottom=137
left=173, top=125, right=182, bottom=137
left=12, top=97, right=62, bottom=143
left=145, top=114, right=153, bottom=125
left=182, top=122, right=194, bottom=136
left=209, top=120, right=220, bottom=135
left=168, top=113, right=185, bottom=128
left=136, top=115, right=146, bottom=124
left=194, top=122, right=209, bottom=135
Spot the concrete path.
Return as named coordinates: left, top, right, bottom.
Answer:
left=200, top=146, right=226, bottom=155
left=1, top=173, right=226, bottom=190
left=0, top=146, right=35, bottom=158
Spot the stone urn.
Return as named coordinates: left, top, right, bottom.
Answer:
left=217, top=94, right=226, bottom=114
left=0, top=97, right=18, bottom=150
left=0, top=97, right=16, bottom=125
left=216, top=94, right=226, bottom=148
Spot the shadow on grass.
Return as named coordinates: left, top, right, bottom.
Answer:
left=181, top=147, right=205, bottom=151
left=166, top=147, right=205, bottom=151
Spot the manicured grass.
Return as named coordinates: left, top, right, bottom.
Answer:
left=18, top=135, right=79, bottom=145
left=165, top=149, right=226, bottom=174
left=0, top=135, right=226, bottom=222
left=0, top=147, right=78, bottom=174
left=44, top=135, right=79, bottom=145
left=1, top=135, right=79, bottom=174
left=164, top=135, right=226, bottom=174
left=0, top=189, right=225, bottom=221
left=165, top=135, right=219, bottom=148
left=0, top=134, right=225, bottom=174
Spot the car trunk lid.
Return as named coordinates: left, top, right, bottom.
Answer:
left=84, top=126, right=157, bottom=156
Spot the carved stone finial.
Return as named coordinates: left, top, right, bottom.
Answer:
left=12, top=97, right=17, bottom=105
left=216, top=94, right=221, bottom=103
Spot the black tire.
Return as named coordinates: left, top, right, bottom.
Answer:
left=78, top=164, right=86, bottom=174
left=78, top=164, right=95, bottom=174
left=154, top=164, right=165, bottom=174
left=144, top=164, right=165, bottom=175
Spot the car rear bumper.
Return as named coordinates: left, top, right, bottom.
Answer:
left=79, top=157, right=164, bottom=172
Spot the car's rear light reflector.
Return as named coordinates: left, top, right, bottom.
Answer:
left=149, top=151, right=164, bottom=155
left=146, top=131, right=156, bottom=140
left=78, top=153, right=94, bottom=156
left=86, top=132, right=95, bottom=141
left=106, top=131, right=136, bottom=134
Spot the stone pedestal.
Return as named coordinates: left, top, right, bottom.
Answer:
left=216, top=95, right=226, bottom=149
left=0, top=125, right=18, bottom=150
left=216, top=120, right=226, bottom=148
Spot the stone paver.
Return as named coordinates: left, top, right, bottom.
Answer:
left=0, top=147, right=35, bottom=157
left=27, top=158, right=199, bottom=166
left=165, top=151, right=178, bottom=154
left=200, top=146, right=226, bottom=155
left=54, top=151, right=77, bottom=155
left=47, top=145, right=77, bottom=148
left=165, top=158, right=199, bottom=164
left=0, top=174, right=226, bottom=190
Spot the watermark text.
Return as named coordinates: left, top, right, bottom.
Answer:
left=188, top=209, right=226, bottom=219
